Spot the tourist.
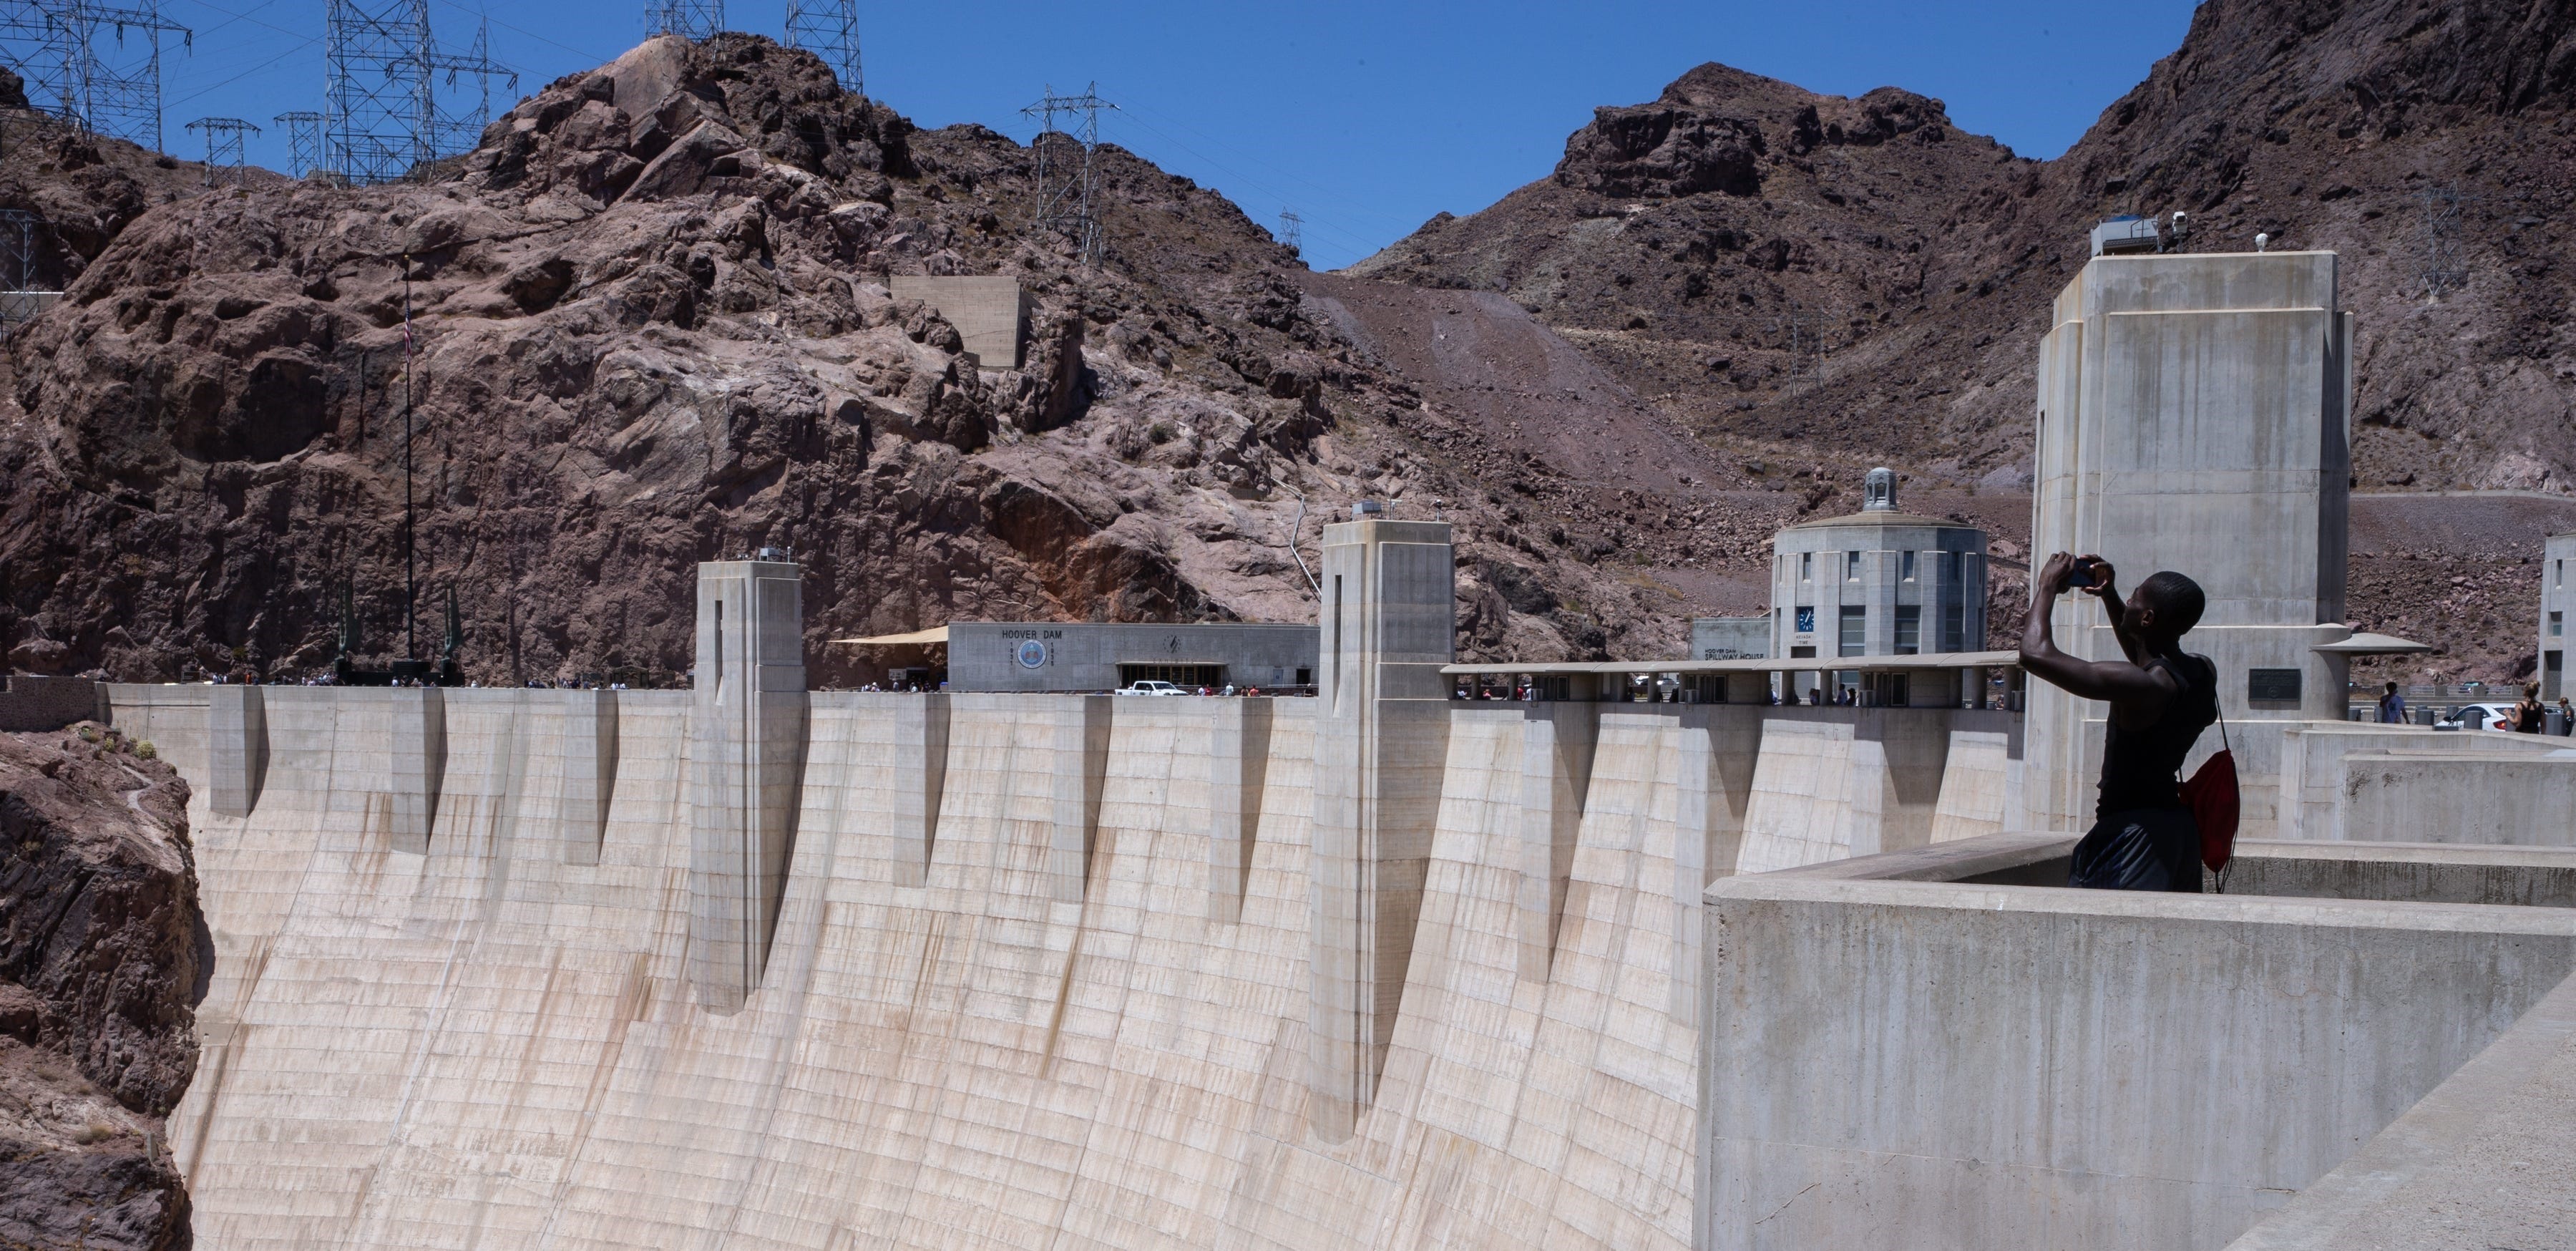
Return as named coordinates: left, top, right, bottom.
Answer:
left=2377, top=681, right=2406, bottom=724
left=2560, top=697, right=2574, bottom=735
left=2019, top=553, right=2218, bottom=892
left=2515, top=684, right=2546, bottom=733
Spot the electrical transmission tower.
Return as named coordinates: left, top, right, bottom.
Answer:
left=0, top=208, right=40, bottom=289
left=428, top=15, right=507, bottom=157
left=1277, top=210, right=1302, bottom=254
left=783, top=0, right=859, bottom=94
left=645, top=0, right=721, bottom=40
left=1770, top=301, right=1823, bottom=379
left=323, top=1, right=514, bottom=186
left=0, top=1, right=190, bottom=151
left=1021, top=84, right=1113, bottom=266
left=2420, top=183, right=2472, bottom=300
left=185, top=115, right=256, bottom=184
left=274, top=109, right=323, bottom=178
left=0, top=208, right=42, bottom=336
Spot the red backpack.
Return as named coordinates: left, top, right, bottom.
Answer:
left=2181, top=707, right=2239, bottom=888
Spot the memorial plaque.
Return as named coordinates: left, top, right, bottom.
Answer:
left=2248, top=668, right=2302, bottom=702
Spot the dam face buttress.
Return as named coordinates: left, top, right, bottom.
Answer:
left=111, top=522, right=2019, bottom=1250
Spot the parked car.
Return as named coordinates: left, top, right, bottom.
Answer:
left=2437, top=702, right=2513, bottom=731
left=1119, top=680, right=1188, bottom=696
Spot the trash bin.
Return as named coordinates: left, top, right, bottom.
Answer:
left=2551, top=709, right=2568, bottom=737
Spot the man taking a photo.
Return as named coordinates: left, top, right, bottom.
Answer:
left=2019, top=553, right=2220, bottom=892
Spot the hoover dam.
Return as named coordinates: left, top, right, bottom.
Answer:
left=74, top=247, right=2576, bottom=1251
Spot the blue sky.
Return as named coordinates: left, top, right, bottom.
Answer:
left=133, top=0, right=2200, bottom=270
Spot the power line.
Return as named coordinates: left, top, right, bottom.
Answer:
left=183, top=112, right=254, bottom=182
left=2421, top=183, right=2473, bottom=301
left=323, top=0, right=512, bottom=185
left=273, top=107, right=318, bottom=175
left=0, top=1, right=194, bottom=151
left=1022, top=82, right=1113, bottom=266
left=0, top=208, right=43, bottom=289
left=781, top=0, right=857, bottom=96
left=643, top=0, right=717, bottom=41
left=1101, top=98, right=1397, bottom=263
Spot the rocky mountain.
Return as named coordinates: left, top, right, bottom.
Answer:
left=0, top=35, right=1754, bottom=685
left=1350, top=0, right=2576, bottom=677
left=0, top=723, right=200, bottom=1250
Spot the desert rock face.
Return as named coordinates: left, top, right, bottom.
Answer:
left=0, top=724, right=200, bottom=1250
left=1352, top=0, right=2576, bottom=679
left=0, top=34, right=1760, bottom=683
left=6, top=4, right=2575, bottom=684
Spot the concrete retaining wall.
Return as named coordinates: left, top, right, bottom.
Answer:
left=1700, top=836, right=2576, bottom=1251
left=0, top=674, right=105, bottom=730
left=2229, top=839, right=2576, bottom=908
left=2273, top=724, right=2560, bottom=842
left=2337, top=750, right=2576, bottom=847
left=2224, top=955, right=2576, bottom=1250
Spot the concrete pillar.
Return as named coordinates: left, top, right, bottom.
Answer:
left=1046, top=695, right=1113, bottom=902
left=2029, top=249, right=2353, bottom=834
left=389, top=689, right=446, bottom=855
left=206, top=685, right=268, bottom=819
left=1309, top=517, right=1454, bottom=1143
left=560, top=688, right=618, bottom=866
left=1206, top=698, right=1274, bottom=923
left=875, top=693, right=949, bottom=889
left=689, top=559, right=809, bottom=1013
left=1515, top=702, right=1597, bottom=982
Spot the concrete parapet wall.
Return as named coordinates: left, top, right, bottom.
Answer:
left=2224, top=956, right=2576, bottom=1250
left=2275, top=724, right=2562, bottom=841
left=2230, top=839, right=2576, bottom=908
left=1702, top=834, right=2576, bottom=1251
left=2337, top=750, right=2576, bottom=846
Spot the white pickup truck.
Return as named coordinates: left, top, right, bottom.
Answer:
left=1119, top=680, right=1189, bottom=696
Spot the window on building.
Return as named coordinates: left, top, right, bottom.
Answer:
left=1840, top=605, right=1866, bottom=656
left=1845, top=550, right=1862, bottom=581
left=1119, top=663, right=1224, bottom=688
left=1801, top=552, right=1813, bottom=581
left=1941, top=603, right=1966, bottom=653
left=1893, top=605, right=1921, bottom=655
left=1943, top=550, right=1961, bottom=583
left=2560, top=559, right=2565, bottom=588
left=1901, top=551, right=1916, bottom=582
left=1795, top=605, right=1815, bottom=633
left=2554, top=611, right=2565, bottom=639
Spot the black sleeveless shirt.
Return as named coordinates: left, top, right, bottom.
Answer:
left=2095, top=653, right=2219, bottom=819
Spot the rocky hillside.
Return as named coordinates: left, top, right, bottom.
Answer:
left=0, top=34, right=1758, bottom=683
left=1350, top=0, right=2576, bottom=676
left=1353, top=0, right=2576, bottom=493
left=0, top=722, right=201, bottom=1250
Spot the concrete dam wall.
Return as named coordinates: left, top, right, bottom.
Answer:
left=107, top=677, right=2015, bottom=1250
